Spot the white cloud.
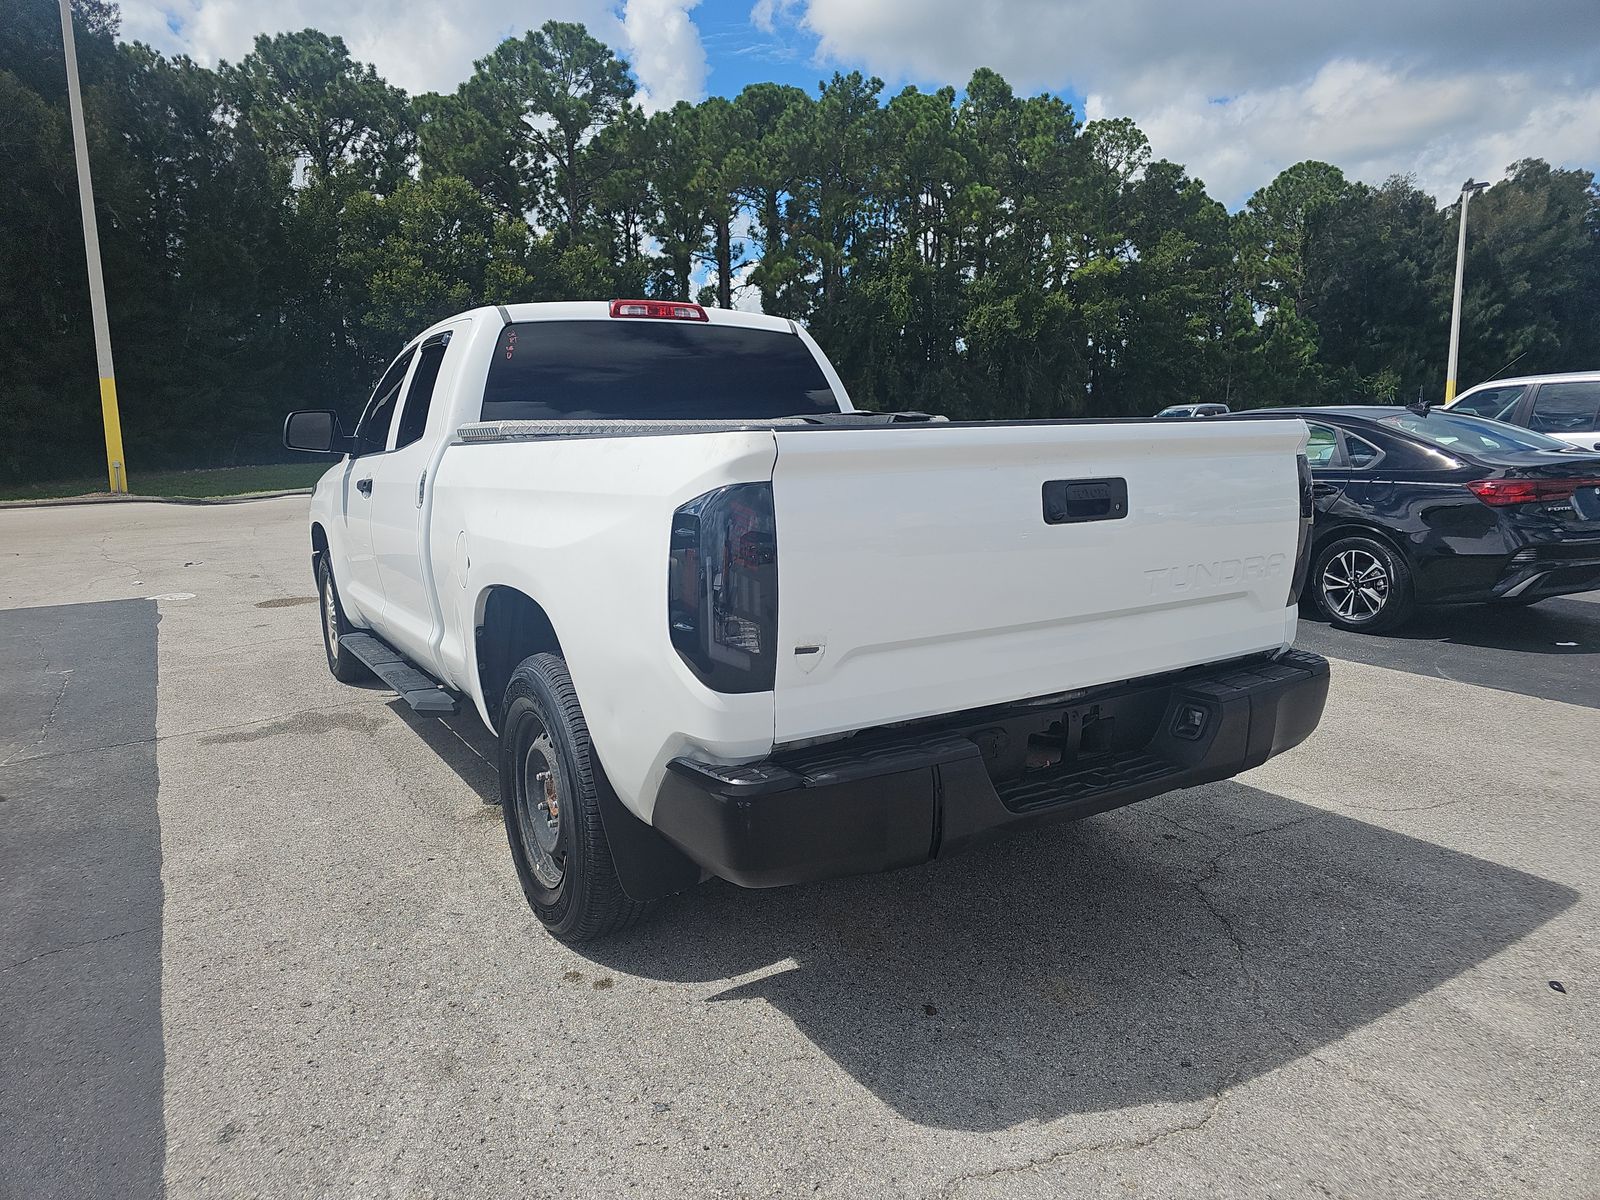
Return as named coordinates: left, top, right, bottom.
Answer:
left=749, top=0, right=801, bottom=35
left=1137, top=61, right=1600, bottom=203
left=117, top=0, right=709, bottom=105
left=772, top=0, right=1600, bottom=203
left=622, top=0, right=709, bottom=112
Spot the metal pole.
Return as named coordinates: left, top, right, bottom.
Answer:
left=58, top=0, right=128, bottom=493
left=1444, top=179, right=1487, bottom=405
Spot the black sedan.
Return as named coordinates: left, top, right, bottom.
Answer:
left=1232, top=407, right=1600, bottom=632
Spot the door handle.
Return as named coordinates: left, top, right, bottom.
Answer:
left=1312, top=483, right=1340, bottom=497
left=356, top=477, right=373, bottom=496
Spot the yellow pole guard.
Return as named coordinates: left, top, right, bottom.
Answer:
left=1443, top=378, right=1457, bottom=404
left=99, top=376, right=128, bottom=493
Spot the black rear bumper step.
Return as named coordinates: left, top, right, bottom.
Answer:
left=339, top=632, right=460, bottom=714
left=995, top=750, right=1181, bottom=812
left=654, top=650, right=1330, bottom=889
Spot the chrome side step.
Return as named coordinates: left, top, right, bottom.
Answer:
left=339, top=632, right=460, bottom=714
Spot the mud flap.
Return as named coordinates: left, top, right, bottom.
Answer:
left=594, top=764, right=705, bottom=902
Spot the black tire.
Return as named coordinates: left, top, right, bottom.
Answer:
left=1310, top=534, right=1416, bottom=634
left=499, top=653, right=646, bottom=942
left=317, top=555, right=371, bottom=683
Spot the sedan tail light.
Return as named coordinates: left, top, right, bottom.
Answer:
left=1466, top=477, right=1600, bottom=506
left=668, top=484, right=777, bottom=693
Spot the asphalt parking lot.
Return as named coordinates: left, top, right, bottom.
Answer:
left=3, top=495, right=1597, bottom=1199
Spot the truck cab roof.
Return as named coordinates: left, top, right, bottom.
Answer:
left=406, top=301, right=800, bottom=353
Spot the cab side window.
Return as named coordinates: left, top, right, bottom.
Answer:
left=1305, top=423, right=1341, bottom=468
left=393, top=338, right=449, bottom=450
left=353, top=351, right=414, bottom=457
left=1451, top=385, right=1525, bottom=421
left=1529, top=382, right=1600, bottom=434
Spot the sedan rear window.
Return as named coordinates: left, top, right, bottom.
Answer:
left=1381, top=412, right=1570, bottom=453
left=480, top=320, right=840, bottom=422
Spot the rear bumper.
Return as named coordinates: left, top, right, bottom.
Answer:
left=1491, top=542, right=1600, bottom=601
left=652, top=650, right=1330, bottom=888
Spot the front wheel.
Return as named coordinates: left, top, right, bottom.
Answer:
left=317, top=556, right=371, bottom=683
left=499, top=653, right=646, bottom=942
left=1310, top=534, right=1416, bottom=634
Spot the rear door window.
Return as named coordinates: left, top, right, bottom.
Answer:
left=1529, top=382, right=1600, bottom=434
left=393, top=338, right=449, bottom=450
left=1342, top=432, right=1384, bottom=469
left=1451, top=385, right=1526, bottom=421
left=1305, top=423, right=1342, bottom=468
left=480, top=320, right=839, bottom=422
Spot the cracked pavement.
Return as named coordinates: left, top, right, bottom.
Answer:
left=1, top=496, right=1597, bottom=1199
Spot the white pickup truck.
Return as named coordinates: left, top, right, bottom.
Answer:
left=284, top=300, right=1329, bottom=942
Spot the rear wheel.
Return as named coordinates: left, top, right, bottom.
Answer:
left=499, top=653, right=646, bottom=942
left=316, top=556, right=370, bottom=683
left=1311, top=534, right=1415, bottom=634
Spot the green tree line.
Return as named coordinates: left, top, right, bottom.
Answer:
left=4, top=1, right=1598, bottom=483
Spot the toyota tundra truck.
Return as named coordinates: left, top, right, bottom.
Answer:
left=283, top=300, right=1329, bottom=942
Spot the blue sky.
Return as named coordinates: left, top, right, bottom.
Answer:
left=121, top=0, right=1600, bottom=207
left=696, top=0, right=813, bottom=95
left=692, top=0, right=1092, bottom=116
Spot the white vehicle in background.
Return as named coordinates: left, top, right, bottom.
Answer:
left=1447, top=372, right=1600, bottom=451
left=283, top=299, right=1329, bottom=942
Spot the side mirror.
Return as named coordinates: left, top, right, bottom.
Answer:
left=283, top=410, right=349, bottom=455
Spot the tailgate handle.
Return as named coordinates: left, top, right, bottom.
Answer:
left=1042, top=478, right=1128, bottom=525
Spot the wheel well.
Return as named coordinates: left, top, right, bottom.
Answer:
left=476, top=587, right=563, bottom=728
left=1312, top=522, right=1411, bottom=567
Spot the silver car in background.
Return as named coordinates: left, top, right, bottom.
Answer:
left=1447, top=372, right=1600, bottom=451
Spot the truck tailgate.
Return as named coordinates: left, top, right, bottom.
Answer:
left=769, top=419, right=1306, bottom=742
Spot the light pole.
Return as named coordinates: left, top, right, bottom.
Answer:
left=1444, top=177, right=1490, bottom=405
left=58, top=0, right=128, bottom=493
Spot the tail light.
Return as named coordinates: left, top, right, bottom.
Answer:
left=668, top=484, right=778, bottom=693
left=1287, top=453, right=1314, bottom=605
left=610, top=299, right=708, bottom=321
left=1466, top=477, right=1600, bottom=506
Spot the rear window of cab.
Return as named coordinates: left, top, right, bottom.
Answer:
left=480, top=320, right=839, bottom=422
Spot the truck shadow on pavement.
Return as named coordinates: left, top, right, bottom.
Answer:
left=579, top=781, right=1575, bottom=1131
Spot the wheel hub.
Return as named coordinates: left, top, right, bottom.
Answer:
left=322, top=576, right=339, bottom=654
left=1322, top=548, right=1389, bottom=621
left=518, top=733, right=565, bottom=889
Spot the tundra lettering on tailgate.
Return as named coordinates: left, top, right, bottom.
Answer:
left=1144, top=554, right=1286, bottom=596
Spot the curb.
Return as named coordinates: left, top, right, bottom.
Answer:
left=0, top=488, right=313, bottom=510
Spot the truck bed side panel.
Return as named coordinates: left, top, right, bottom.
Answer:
left=428, top=430, right=780, bottom=818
